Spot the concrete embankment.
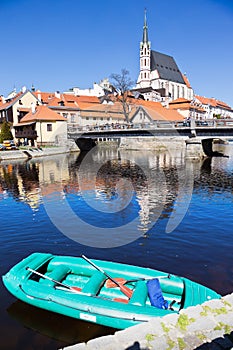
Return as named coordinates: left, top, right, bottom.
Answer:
left=0, top=146, right=73, bottom=161
left=62, top=293, right=233, bottom=350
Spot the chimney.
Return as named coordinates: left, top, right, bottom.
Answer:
left=55, top=91, right=60, bottom=99
left=31, top=102, right=36, bottom=114
left=21, top=86, right=27, bottom=93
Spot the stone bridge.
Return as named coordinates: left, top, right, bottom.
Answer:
left=67, top=125, right=233, bottom=157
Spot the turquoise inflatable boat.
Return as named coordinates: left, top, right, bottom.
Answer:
left=2, top=252, right=220, bottom=329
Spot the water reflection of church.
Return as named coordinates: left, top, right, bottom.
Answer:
left=0, top=151, right=232, bottom=230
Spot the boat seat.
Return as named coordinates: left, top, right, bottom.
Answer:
left=129, top=281, right=148, bottom=306
left=81, top=271, right=106, bottom=296
left=40, top=266, right=70, bottom=287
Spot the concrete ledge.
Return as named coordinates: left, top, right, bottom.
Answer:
left=0, top=147, right=72, bottom=161
left=0, top=150, right=28, bottom=160
left=61, top=293, right=233, bottom=350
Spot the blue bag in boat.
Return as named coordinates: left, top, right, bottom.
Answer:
left=147, top=278, right=168, bottom=309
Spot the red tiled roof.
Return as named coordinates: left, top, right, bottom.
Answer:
left=141, top=106, right=184, bottom=121
left=33, top=91, right=100, bottom=109
left=195, top=95, right=232, bottom=110
left=182, top=74, right=192, bottom=88
left=20, top=105, right=66, bottom=122
left=169, top=98, right=206, bottom=112
left=0, top=92, right=24, bottom=110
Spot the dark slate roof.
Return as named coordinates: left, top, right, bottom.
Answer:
left=151, top=50, right=185, bottom=84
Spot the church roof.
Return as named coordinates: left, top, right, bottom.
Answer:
left=151, top=50, right=185, bottom=84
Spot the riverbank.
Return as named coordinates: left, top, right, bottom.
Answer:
left=62, top=293, right=233, bottom=350
left=0, top=146, right=77, bottom=161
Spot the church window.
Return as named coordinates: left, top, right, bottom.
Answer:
left=177, top=86, right=180, bottom=98
left=144, top=73, right=146, bottom=78
left=144, top=47, right=147, bottom=55
left=144, top=59, right=146, bottom=66
left=182, top=86, right=185, bottom=97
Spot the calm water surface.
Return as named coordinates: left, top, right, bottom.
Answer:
left=0, top=145, right=233, bottom=349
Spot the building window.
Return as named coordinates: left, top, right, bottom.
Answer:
left=71, top=114, right=75, bottom=123
left=182, top=86, right=185, bottom=98
left=172, top=85, right=174, bottom=99
left=47, top=124, right=52, bottom=132
left=86, top=117, right=89, bottom=120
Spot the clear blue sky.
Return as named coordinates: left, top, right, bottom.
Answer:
left=1, top=0, right=233, bottom=106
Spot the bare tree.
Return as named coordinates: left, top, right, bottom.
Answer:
left=110, top=69, right=135, bottom=123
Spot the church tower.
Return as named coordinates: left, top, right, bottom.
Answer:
left=137, top=9, right=151, bottom=88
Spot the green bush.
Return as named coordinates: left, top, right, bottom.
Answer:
left=0, top=120, right=13, bottom=143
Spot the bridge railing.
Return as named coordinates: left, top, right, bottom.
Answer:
left=67, top=118, right=233, bottom=134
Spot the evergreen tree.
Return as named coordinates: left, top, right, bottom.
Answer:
left=0, top=120, right=13, bottom=143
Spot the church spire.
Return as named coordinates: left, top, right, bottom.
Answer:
left=143, top=8, right=149, bottom=43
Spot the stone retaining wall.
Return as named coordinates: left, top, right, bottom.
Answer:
left=62, top=293, right=233, bottom=350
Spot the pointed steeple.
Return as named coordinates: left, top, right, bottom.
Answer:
left=143, top=8, right=149, bottom=43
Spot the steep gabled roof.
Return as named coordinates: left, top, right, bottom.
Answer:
left=182, top=74, right=192, bottom=88
left=0, top=91, right=24, bottom=110
left=131, top=104, right=183, bottom=122
left=0, top=90, right=40, bottom=111
left=19, top=105, right=66, bottom=122
left=151, top=50, right=185, bottom=84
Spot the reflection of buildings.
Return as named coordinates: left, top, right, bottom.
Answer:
left=66, top=149, right=187, bottom=233
left=0, top=149, right=232, bottom=225
left=0, top=154, right=73, bottom=210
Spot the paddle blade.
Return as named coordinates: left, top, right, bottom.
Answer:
left=120, top=285, right=133, bottom=298
left=113, top=297, right=129, bottom=303
left=106, top=278, right=126, bottom=288
left=70, top=287, right=82, bottom=292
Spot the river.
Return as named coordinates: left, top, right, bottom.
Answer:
left=0, top=145, right=233, bottom=349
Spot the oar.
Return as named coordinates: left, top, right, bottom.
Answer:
left=106, top=274, right=171, bottom=288
left=81, top=255, right=133, bottom=299
left=26, top=267, right=81, bottom=293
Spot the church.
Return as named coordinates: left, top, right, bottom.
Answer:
left=134, top=11, right=194, bottom=104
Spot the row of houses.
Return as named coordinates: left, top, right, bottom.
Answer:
left=0, top=86, right=232, bottom=147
